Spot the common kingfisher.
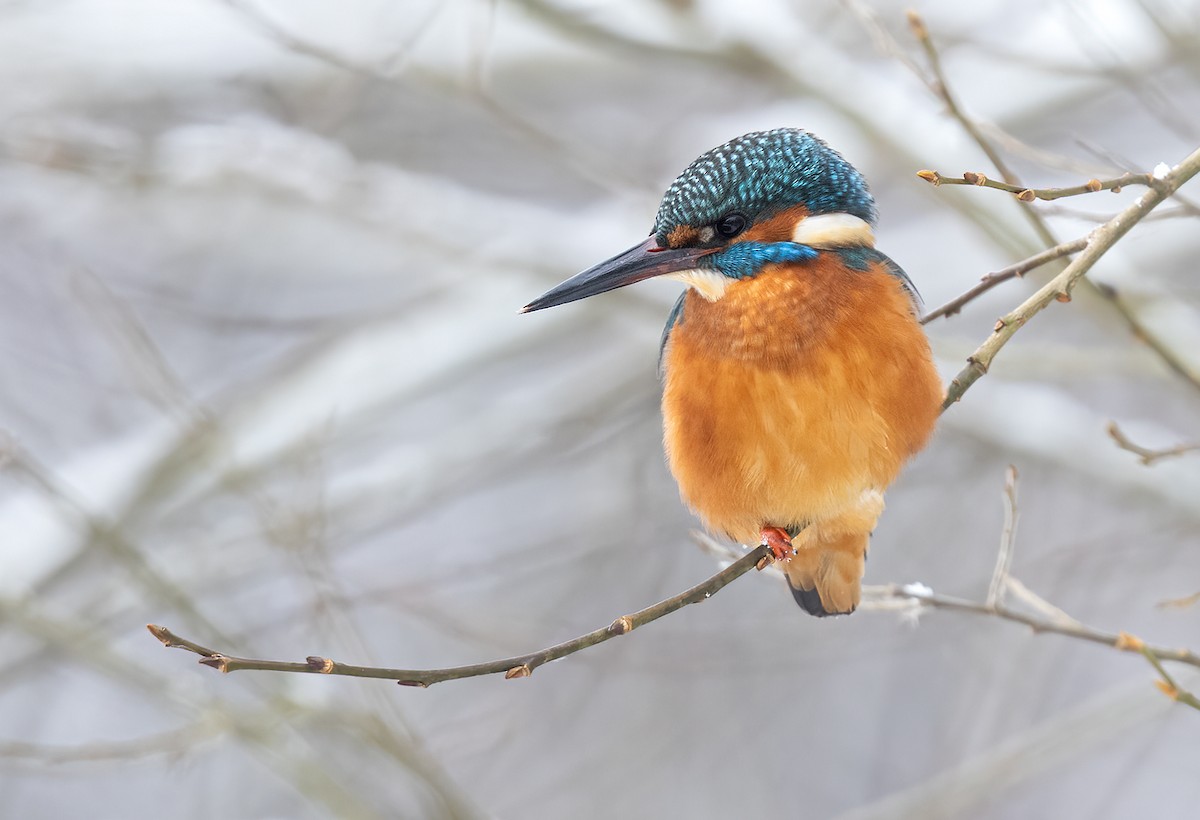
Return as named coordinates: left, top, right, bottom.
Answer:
left=522, top=129, right=942, bottom=616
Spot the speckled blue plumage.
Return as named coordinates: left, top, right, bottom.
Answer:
left=652, top=128, right=876, bottom=241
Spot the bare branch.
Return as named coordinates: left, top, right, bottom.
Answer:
left=907, top=11, right=1021, bottom=186
left=1107, top=422, right=1200, bottom=466
left=872, top=584, right=1200, bottom=671
left=149, top=544, right=772, bottom=686
left=695, top=533, right=1200, bottom=678
left=920, top=238, right=1087, bottom=324
left=941, top=145, right=1200, bottom=409
left=1090, top=283, right=1200, bottom=393
left=909, top=12, right=1200, bottom=399
left=915, top=169, right=1159, bottom=201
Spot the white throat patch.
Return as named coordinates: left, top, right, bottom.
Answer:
left=792, top=213, right=875, bottom=248
left=665, top=269, right=731, bottom=302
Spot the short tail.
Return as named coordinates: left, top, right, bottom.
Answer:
left=782, top=529, right=868, bottom=617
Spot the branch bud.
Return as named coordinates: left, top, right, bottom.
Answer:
left=199, top=655, right=231, bottom=673
left=1154, top=679, right=1180, bottom=700
left=906, top=10, right=927, bottom=39
left=1115, top=631, right=1145, bottom=651
left=306, top=656, right=335, bottom=673
left=609, top=616, right=634, bottom=635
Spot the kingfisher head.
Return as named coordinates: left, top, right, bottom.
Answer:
left=522, top=128, right=877, bottom=312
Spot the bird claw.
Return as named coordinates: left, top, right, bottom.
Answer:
left=760, top=526, right=795, bottom=562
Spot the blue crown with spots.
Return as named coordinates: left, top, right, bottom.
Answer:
left=652, top=129, right=877, bottom=241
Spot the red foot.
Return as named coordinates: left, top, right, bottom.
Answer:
left=760, top=526, right=794, bottom=562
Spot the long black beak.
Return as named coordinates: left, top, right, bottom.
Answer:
left=521, top=236, right=712, bottom=313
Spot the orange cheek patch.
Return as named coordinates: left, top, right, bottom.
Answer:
left=737, top=204, right=809, bottom=244
left=667, top=225, right=700, bottom=248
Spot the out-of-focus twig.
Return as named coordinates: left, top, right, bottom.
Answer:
left=0, top=435, right=230, bottom=643
left=1107, top=421, right=1200, bottom=465
left=218, top=0, right=643, bottom=194
left=1090, top=281, right=1200, bottom=392
left=148, top=544, right=773, bottom=686
left=986, top=465, right=1018, bottom=608
left=1158, top=591, right=1200, bottom=610
left=920, top=238, right=1087, bottom=324
left=1125, top=636, right=1200, bottom=712
left=0, top=725, right=217, bottom=764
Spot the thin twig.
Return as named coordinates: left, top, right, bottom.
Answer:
left=986, top=465, right=1018, bottom=608
left=693, top=534, right=1200, bottom=674
left=941, top=145, right=1200, bottom=409
left=1107, top=421, right=1200, bottom=466
left=1129, top=638, right=1200, bottom=712
left=876, top=585, right=1200, bottom=670
left=915, top=169, right=1159, bottom=202
left=909, top=11, right=1200, bottom=400
left=1091, top=284, right=1200, bottom=392
left=1003, top=577, right=1083, bottom=627
left=907, top=11, right=1020, bottom=186
left=149, top=545, right=772, bottom=687
left=920, top=238, right=1087, bottom=324
left=1158, top=591, right=1200, bottom=610
left=218, top=0, right=643, bottom=195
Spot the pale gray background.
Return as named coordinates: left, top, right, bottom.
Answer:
left=1, top=0, right=1198, bottom=818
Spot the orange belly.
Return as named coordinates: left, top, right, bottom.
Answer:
left=660, top=257, right=942, bottom=546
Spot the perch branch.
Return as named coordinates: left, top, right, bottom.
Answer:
left=149, top=545, right=772, bottom=686
left=691, top=534, right=1200, bottom=673
left=688, top=540, right=1200, bottom=690
left=145, top=15, right=1200, bottom=689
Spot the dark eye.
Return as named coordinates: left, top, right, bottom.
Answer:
left=715, top=212, right=747, bottom=239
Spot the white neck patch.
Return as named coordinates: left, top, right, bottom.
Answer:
left=792, top=213, right=875, bottom=248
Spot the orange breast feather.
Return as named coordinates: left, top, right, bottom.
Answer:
left=660, top=255, right=942, bottom=545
